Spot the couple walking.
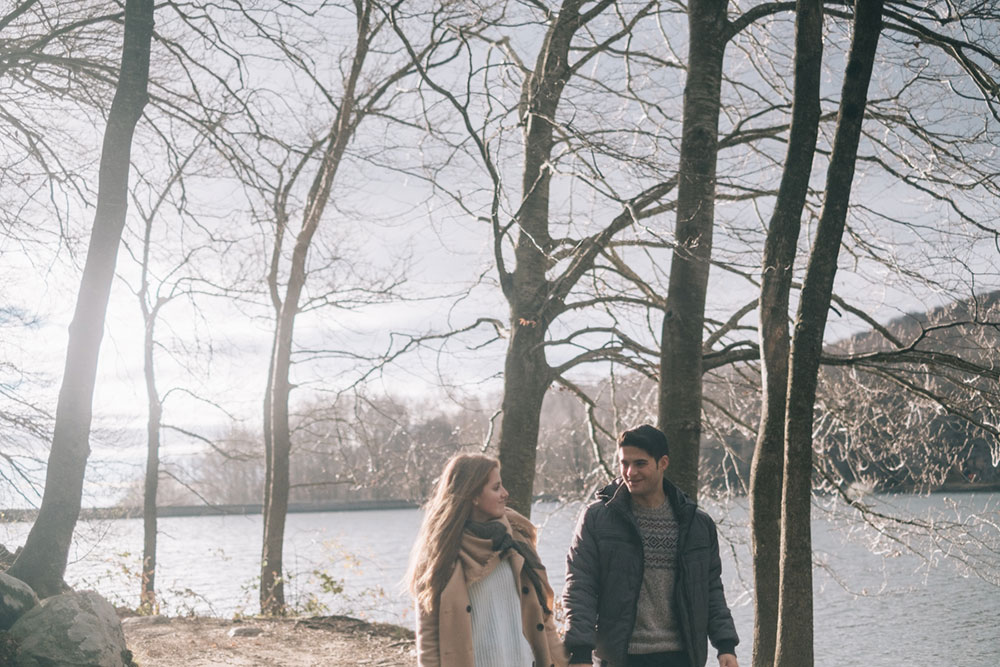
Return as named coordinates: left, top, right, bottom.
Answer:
left=406, top=424, right=740, bottom=667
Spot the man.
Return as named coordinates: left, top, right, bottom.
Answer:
left=563, top=424, right=739, bottom=667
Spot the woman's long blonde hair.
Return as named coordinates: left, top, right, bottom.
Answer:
left=406, top=453, right=499, bottom=613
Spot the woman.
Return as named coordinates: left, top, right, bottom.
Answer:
left=406, top=453, right=567, bottom=667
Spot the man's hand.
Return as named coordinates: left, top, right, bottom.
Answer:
left=718, top=654, right=738, bottom=667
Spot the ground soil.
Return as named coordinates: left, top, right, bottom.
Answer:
left=121, top=614, right=416, bottom=666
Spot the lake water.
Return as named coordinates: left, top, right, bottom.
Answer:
left=2, top=493, right=998, bottom=666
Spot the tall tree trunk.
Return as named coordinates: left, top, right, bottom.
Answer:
left=775, top=2, right=883, bottom=665
left=496, top=0, right=605, bottom=516
left=6, top=0, right=153, bottom=598
left=140, top=312, right=161, bottom=612
left=259, top=338, right=276, bottom=603
left=750, top=1, right=824, bottom=665
left=658, top=0, right=728, bottom=499
left=497, top=319, right=551, bottom=516
left=261, top=288, right=299, bottom=614
left=135, top=144, right=197, bottom=614
left=260, top=3, right=371, bottom=613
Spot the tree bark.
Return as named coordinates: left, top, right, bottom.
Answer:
left=750, top=1, right=824, bottom=665
left=261, top=290, right=298, bottom=614
left=498, top=320, right=551, bottom=515
left=658, top=0, right=728, bottom=500
left=6, top=0, right=153, bottom=598
left=497, top=0, right=608, bottom=516
left=775, top=2, right=883, bottom=665
left=259, top=337, right=276, bottom=604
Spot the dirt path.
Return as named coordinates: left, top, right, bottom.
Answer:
left=122, top=614, right=415, bottom=666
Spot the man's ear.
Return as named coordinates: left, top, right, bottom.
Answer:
left=658, top=455, right=670, bottom=472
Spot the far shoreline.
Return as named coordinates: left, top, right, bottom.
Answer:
left=0, top=498, right=420, bottom=523
left=2, top=483, right=998, bottom=523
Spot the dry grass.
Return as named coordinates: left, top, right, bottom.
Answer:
left=122, top=614, right=415, bottom=666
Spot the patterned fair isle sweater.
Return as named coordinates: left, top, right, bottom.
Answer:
left=628, top=499, right=684, bottom=655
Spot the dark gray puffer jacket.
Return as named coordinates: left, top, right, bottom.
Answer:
left=562, top=478, right=739, bottom=667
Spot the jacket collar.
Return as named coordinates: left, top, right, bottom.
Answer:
left=597, top=476, right=697, bottom=522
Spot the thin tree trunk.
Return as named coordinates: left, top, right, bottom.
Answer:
left=140, top=312, right=161, bottom=612
left=261, top=296, right=297, bottom=614
left=260, top=3, right=372, bottom=613
left=658, top=0, right=728, bottom=500
left=259, top=338, right=276, bottom=606
left=135, top=143, right=198, bottom=615
left=6, top=0, right=153, bottom=598
left=750, top=1, right=824, bottom=664
left=775, top=2, right=883, bottom=665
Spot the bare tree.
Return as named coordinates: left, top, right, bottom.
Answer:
left=225, top=0, right=425, bottom=614
left=0, top=3, right=129, bottom=506
left=7, top=0, right=154, bottom=597
left=0, top=1, right=124, bottom=236
left=655, top=0, right=733, bottom=498
left=749, top=0, right=824, bottom=663
left=391, top=0, right=683, bottom=514
left=121, top=136, right=213, bottom=612
left=774, top=2, right=884, bottom=663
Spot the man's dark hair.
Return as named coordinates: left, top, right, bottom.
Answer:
left=617, top=424, right=669, bottom=460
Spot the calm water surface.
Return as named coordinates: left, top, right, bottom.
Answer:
left=2, top=493, right=997, bottom=666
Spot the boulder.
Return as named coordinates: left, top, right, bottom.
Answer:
left=0, top=543, right=19, bottom=569
left=0, top=572, right=38, bottom=630
left=9, top=590, right=132, bottom=667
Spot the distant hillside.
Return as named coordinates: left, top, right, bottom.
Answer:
left=819, top=291, right=1000, bottom=492
left=685, top=291, right=1000, bottom=494
left=834, top=290, right=1000, bottom=357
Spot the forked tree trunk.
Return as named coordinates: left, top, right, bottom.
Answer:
left=750, top=1, right=824, bottom=664
left=775, top=2, right=883, bottom=665
left=497, top=0, right=604, bottom=516
left=658, top=0, right=728, bottom=500
left=6, top=0, right=154, bottom=598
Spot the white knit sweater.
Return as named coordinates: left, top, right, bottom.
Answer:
left=466, top=557, right=534, bottom=667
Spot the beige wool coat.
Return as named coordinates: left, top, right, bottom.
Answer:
left=416, top=508, right=568, bottom=667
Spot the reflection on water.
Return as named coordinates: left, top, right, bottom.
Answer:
left=1, top=493, right=997, bottom=666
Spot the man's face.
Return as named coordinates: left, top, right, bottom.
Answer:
left=618, top=445, right=668, bottom=498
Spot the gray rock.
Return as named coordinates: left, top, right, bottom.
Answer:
left=9, top=590, right=131, bottom=667
left=0, top=543, right=19, bottom=569
left=0, top=572, right=39, bottom=631
left=227, top=625, right=264, bottom=637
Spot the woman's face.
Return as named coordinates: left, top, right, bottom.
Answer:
left=470, top=466, right=508, bottom=521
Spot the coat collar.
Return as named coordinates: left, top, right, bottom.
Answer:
left=597, top=476, right=696, bottom=522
